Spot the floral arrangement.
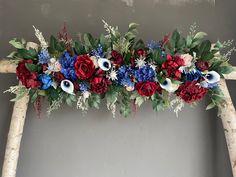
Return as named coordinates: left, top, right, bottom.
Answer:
left=5, top=21, right=235, bottom=117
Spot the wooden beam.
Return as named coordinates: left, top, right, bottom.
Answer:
left=0, top=60, right=16, bottom=74
left=219, top=80, right=236, bottom=177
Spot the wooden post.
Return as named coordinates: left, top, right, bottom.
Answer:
left=219, top=80, right=236, bottom=177
left=0, top=42, right=37, bottom=177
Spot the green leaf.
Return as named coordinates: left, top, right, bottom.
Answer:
left=9, top=38, right=25, bottom=49
left=206, top=102, right=216, bottom=110
left=152, top=48, right=166, bottom=64
left=219, top=65, right=234, bottom=74
left=17, top=48, right=38, bottom=59
left=88, top=94, right=101, bottom=109
left=7, top=51, right=17, bottom=58
left=25, top=63, right=42, bottom=72
left=120, top=104, right=131, bottom=117
left=198, top=40, right=211, bottom=59
left=83, top=33, right=95, bottom=51
left=193, top=32, right=207, bottom=40
left=128, top=23, right=139, bottom=31
left=49, top=35, right=58, bottom=51
left=135, top=96, right=145, bottom=107
left=134, top=39, right=145, bottom=50
left=74, top=41, right=86, bottom=55
left=170, top=30, right=180, bottom=47
left=186, top=35, right=193, bottom=48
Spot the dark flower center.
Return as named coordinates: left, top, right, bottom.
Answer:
left=206, top=74, right=213, bottom=80
left=64, top=81, right=70, bottom=87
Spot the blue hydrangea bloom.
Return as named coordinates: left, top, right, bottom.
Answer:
left=91, top=44, right=104, bottom=58
left=117, top=66, right=134, bottom=87
left=79, top=83, right=89, bottom=92
left=59, top=52, right=77, bottom=81
left=134, top=65, right=156, bottom=82
left=38, top=49, right=50, bottom=64
left=147, top=40, right=160, bottom=50
left=184, top=69, right=202, bottom=81
left=38, top=74, right=52, bottom=90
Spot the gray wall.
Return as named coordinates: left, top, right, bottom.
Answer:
left=0, top=0, right=236, bottom=177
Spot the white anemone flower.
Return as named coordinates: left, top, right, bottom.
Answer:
left=160, top=78, right=179, bottom=93
left=98, top=58, right=112, bottom=71
left=60, top=79, right=74, bottom=95
left=205, top=71, right=220, bottom=84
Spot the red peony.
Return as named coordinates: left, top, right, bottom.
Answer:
left=162, top=54, right=184, bottom=80
left=90, top=77, right=111, bottom=94
left=54, top=72, right=65, bottom=82
left=195, top=61, right=209, bottom=71
left=16, top=60, right=41, bottom=88
left=135, top=81, right=158, bottom=97
left=176, top=81, right=208, bottom=103
left=74, top=55, right=95, bottom=80
left=111, top=50, right=124, bottom=65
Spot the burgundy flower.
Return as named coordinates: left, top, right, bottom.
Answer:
left=90, top=77, right=111, bottom=94
left=176, top=81, right=208, bottom=103
left=73, top=81, right=80, bottom=92
left=161, top=54, right=184, bottom=80
left=54, top=72, right=65, bottom=82
left=74, top=55, right=95, bottom=80
left=135, top=81, right=158, bottom=97
left=195, top=61, right=209, bottom=71
left=16, top=60, right=41, bottom=88
left=111, top=50, right=124, bottom=65
left=136, top=49, right=146, bottom=57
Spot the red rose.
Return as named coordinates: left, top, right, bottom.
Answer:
left=195, top=61, right=209, bottom=71
left=111, top=50, right=124, bottom=65
left=136, top=49, right=146, bottom=57
left=162, top=55, right=184, bottom=80
left=90, top=77, right=111, bottom=94
left=176, top=81, right=208, bottom=103
left=135, top=81, right=158, bottom=97
left=74, top=55, right=95, bottom=80
left=16, top=60, right=41, bottom=88
left=54, top=72, right=65, bottom=82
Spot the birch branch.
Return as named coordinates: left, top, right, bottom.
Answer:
left=0, top=60, right=16, bottom=73
left=1, top=92, right=29, bottom=177
left=224, top=67, right=236, bottom=80
left=219, top=80, right=236, bottom=177
left=1, top=42, right=38, bottom=177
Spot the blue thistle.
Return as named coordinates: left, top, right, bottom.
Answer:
left=79, top=83, right=89, bottom=92
left=134, top=65, right=156, bottom=82
left=184, top=69, right=202, bottom=81
left=38, top=49, right=50, bottom=64
left=59, top=52, right=77, bottom=81
left=91, top=44, right=104, bottom=59
left=147, top=40, right=160, bottom=50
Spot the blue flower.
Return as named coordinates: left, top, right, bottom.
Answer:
left=117, top=66, right=134, bottom=87
left=134, top=65, right=156, bottom=82
left=147, top=40, right=160, bottom=50
left=79, top=83, right=89, bottom=92
left=59, top=52, right=77, bottom=81
left=38, top=49, right=50, bottom=64
left=38, top=74, right=52, bottom=90
left=184, top=69, right=202, bottom=81
left=91, top=44, right=104, bottom=59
